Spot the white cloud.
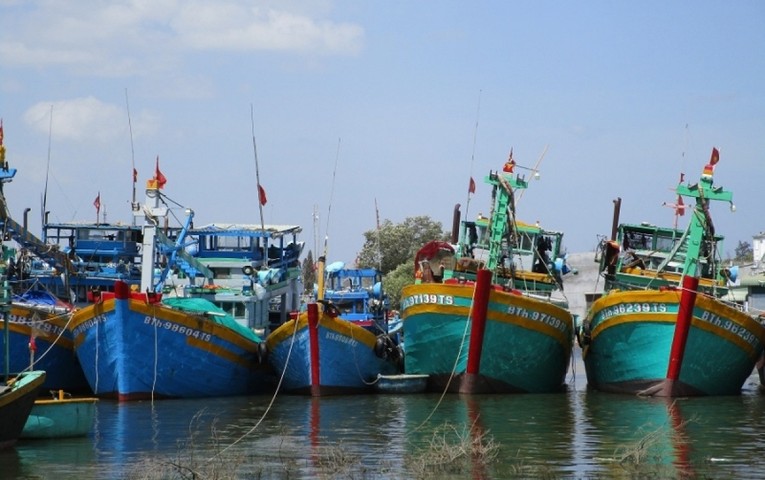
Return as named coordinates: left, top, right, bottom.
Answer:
left=0, top=1, right=364, bottom=75
left=22, top=96, right=158, bottom=143
left=174, top=5, right=363, bottom=54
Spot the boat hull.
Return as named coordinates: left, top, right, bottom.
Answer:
left=582, top=289, right=765, bottom=395
left=266, top=311, right=400, bottom=395
left=1, top=304, right=90, bottom=393
left=70, top=296, right=269, bottom=400
left=0, top=371, right=46, bottom=449
left=400, top=282, right=573, bottom=393
left=21, top=396, right=98, bottom=439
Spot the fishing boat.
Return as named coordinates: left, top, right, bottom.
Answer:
left=322, top=262, right=390, bottom=334
left=21, top=390, right=98, bottom=439
left=0, top=129, right=91, bottom=393
left=1, top=290, right=90, bottom=393
left=266, top=256, right=403, bottom=396
left=400, top=154, right=576, bottom=393
left=68, top=173, right=303, bottom=400
left=0, top=370, right=46, bottom=449
left=578, top=148, right=765, bottom=396
left=31, top=220, right=143, bottom=302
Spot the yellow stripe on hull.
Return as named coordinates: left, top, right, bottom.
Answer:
left=589, top=289, right=765, bottom=361
left=266, top=311, right=378, bottom=350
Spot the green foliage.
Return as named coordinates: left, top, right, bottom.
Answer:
left=734, top=240, right=754, bottom=263
left=301, top=250, right=316, bottom=293
left=356, top=216, right=448, bottom=275
left=383, top=261, right=416, bottom=311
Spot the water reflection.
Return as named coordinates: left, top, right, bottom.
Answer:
left=3, top=381, right=765, bottom=478
left=580, top=390, right=765, bottom=478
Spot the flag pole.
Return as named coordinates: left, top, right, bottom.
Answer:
left=250, top=105, right=267, bottom=266
left=465, top=89, right=481, bottom=221
left=125, top=89, right=138, bottom=226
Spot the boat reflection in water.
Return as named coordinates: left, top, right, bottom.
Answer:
left=580, top=389, right=765, bottom=477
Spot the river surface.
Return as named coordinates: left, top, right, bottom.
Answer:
left=3, top=350, right=765, bottom=479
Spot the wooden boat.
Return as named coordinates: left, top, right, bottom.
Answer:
left=0, top=291, right=90, bottom=393
left=266, top=257, right=402, bottom=395
left=0, top=135, right=92, bottom=393
left=68, top=174, right=302, bottom=400
left=401, top=153, right=576, bottom=393
left=322, top=262, right=392, bottom=333
left=374, top=373, right=429, bottom=394
left=0, top=371, right=46, bottom=449
left=21, top=391, right=98, bottom=439
left=578, top=149, right=765, bottom=396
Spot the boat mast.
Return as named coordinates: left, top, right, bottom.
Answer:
left=674, top=148, right=733, bottom=279
left=138, top=177, right=167, bottom=292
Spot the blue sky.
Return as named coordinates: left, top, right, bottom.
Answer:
left=1, top=1, right=763, bottom=266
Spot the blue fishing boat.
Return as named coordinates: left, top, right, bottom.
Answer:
left=31, top=221, right=143, bottom=301
left=400, top=153, right=576, bottom=393
left=578, top=149, right=765, bottom=396
left=266, top=257, right=402, bottom=395
left=0, top=130, right=92, bottom=393
left=68, top=174, right=303, bottom=400
left=322, top=262, right=390, bottom=334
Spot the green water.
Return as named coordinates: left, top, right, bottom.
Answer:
left=3, top=351, right=764, bottom=479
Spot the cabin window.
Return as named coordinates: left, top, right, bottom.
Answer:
left=624, top=232, right=653, bottom=251
left=655, top=235, right=677, bottom=252
left=515, top=232, right=535, bottom=252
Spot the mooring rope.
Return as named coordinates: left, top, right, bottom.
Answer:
left=208, top=313, right=299, bottom=460
left=412, top=295, right=475, bottom=432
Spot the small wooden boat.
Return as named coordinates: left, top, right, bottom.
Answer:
left=0, top=370, right=46, bottom=449
left=21, top=391, right=98, bottom=439
left=374, top=374, right=429, bottom=394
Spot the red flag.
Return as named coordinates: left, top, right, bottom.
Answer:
left=0, top=118, right=4, bottom=145
left=503, top=149, right=515, bottom=173
left=155, top=156, right=167, bottom=189
left=468, top=177, right=476, bottom=194
left=676, top=196, right=685, bottom=216
left=93, top=192, right=101, bottom=212
left=710, top=147, right=720, bottom=165
left=258, top=184, right=267, bottom=206
left=132, top=167, right=138, bottom=183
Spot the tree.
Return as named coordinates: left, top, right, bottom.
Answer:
left=383, top=261, right=415, bottom=313
left=734, top=240, right=754, bottom=263
left=356, top=215, right=449, bottom=275
left=301, top=250, right=316, bottom=293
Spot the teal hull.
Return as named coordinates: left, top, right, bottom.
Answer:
left=582, top=290, right=765, bottom=395
left=21, top=397, right=98, bottom=439
left=401, top=282, right=573, bottom=393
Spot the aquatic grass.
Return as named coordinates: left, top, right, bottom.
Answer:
left=598, top=409, right=698, bottom=479
left=405, top=420, right=499, bottom=479
left=123, top=410, right=252, bottom=480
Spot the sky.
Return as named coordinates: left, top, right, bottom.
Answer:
left=1, top=1, right=763, bottom=267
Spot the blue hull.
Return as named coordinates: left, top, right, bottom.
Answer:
left=1, top=305, right=90, bottom=393
left=70, top=296, right=270, bottom=400
left=266, top=312, right=400, bottom=395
